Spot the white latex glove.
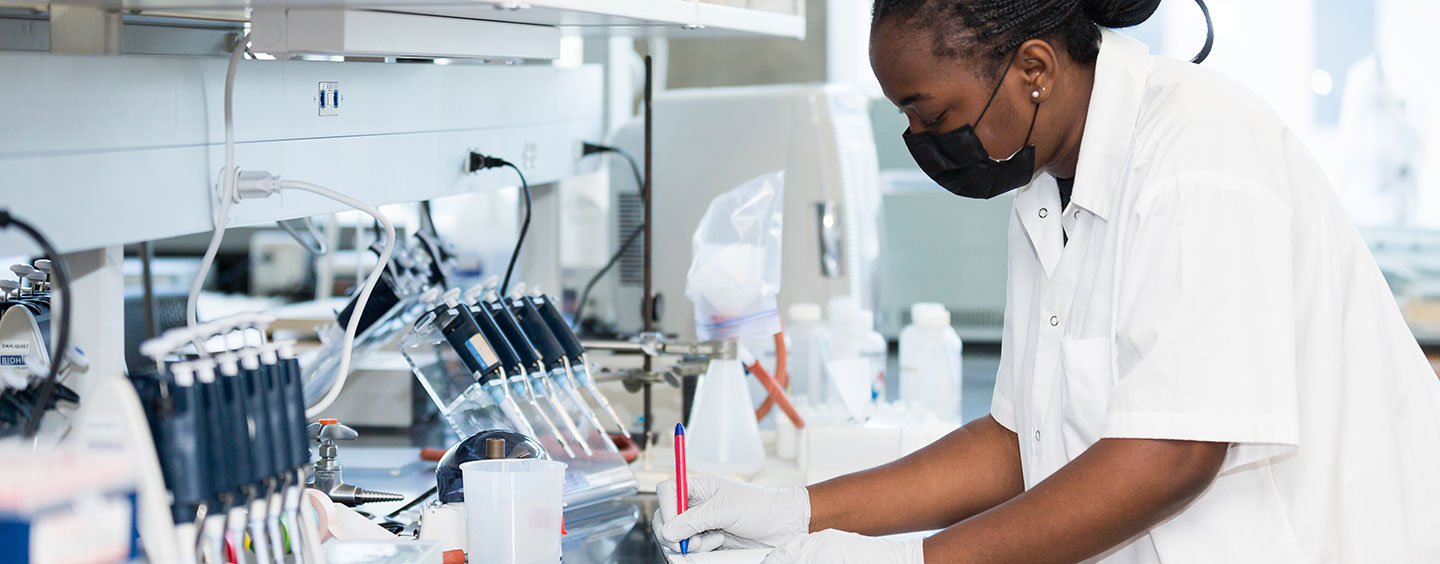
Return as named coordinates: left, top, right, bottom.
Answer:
left=761, top=530, right=925, bottom=564
left=653, top=475, right=810, bottom=553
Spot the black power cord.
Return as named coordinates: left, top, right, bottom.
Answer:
left=582, top=142, right=643, bottom=196
left=573, top=224, right=644, bottom=330
left=0, top=211, right=73, bottom=438
left=468, top=152, right=530, bottom=297
left=572, top=142, right=646, bottom=330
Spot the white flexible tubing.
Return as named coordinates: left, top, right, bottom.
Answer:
left=186, top=32, right=250, bottom=349
left=285, top=180, right=396, bottom=418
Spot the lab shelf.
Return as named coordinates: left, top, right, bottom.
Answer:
left=0, top=52, right=604, bottom=254
left=115, top=0, right=806, bottom=39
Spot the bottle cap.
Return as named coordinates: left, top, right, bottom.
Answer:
left=788, top=303, right=821, bottom=322
left=914, top=307, right=951, bottom=328
left=910, top=302, right=945, bottom=319
left=421, top=287, right=441, bottom=304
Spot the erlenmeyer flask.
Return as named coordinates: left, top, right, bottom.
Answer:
left=687, top=358, right=766, bottom=476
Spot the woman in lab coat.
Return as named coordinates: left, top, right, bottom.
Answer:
left=653, top=0, right=1440, bottom=562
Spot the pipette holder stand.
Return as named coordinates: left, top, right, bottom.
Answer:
left=302, top=289, right=428, bottom=402
left=399, top=321, right=637, bottom=509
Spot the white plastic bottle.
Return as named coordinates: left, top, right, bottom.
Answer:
left=784, top=303, right=827, bottom=406
left=899, top=303, right=963, bottom=422
left=855, top=309, right=888, bottom=403
left=824, top=298, right=888, bottom=407
left=687, top=357, right=767, bottom=477
left=823, top=297, right=861, bottom=406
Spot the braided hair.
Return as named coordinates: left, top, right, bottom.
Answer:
left=872, top=0, right=1162, bottom=75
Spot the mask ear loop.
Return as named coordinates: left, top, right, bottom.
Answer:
left=1022, top=102, right=1039, bottom=147
left=974, top=48, right=1022, bottom=129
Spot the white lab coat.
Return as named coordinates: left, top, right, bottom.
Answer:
left=992, top=29, right=1440, bottom=562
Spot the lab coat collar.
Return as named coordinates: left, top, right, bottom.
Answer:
left=1013, top=30, right=1147, bottom=277
left=1015, top=174, right=1064, bottom=276
left=1066, top=29, right=1151, bottom=222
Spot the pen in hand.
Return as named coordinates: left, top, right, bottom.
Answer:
left=675, top=422, right=690, bottom=555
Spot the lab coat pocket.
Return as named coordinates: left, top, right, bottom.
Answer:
left=1059, top=337, right=1112, bottom=458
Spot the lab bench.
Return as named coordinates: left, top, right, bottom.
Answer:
left=313, top=342, right=1009, bottom=564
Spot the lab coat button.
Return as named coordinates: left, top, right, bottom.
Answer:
left=1038, top=208, right=1049, bottom=218
left=1035, top=430, right=1041, bottom=441
left=1049, top=315, right=1059, bottom=326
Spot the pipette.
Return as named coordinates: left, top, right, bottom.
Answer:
left=458, top=286, right=539, bottom=440
left=523, top=288, right=631, bottom=440
left=504, top=285, right=591, bottom=456
left=480, top=287, right=578, bottom=458
left=508, top=285, right=611, bottom=453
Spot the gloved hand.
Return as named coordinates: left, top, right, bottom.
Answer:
left=653, top=475, right=810, bottom=553
left=760, top=530, right=925, bottom=564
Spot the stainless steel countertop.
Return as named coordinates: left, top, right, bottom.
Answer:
left=561, top=494, right=664, bottom=564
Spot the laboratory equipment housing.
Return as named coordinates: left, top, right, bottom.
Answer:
left=0, top=2, right=816, bottom=563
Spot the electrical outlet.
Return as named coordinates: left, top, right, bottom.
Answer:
left=318, top=81, right=340, bottom=116
left=523, top=142, right=538, bottom=169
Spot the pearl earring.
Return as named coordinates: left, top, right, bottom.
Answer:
left=1031, top=90, right=1041, bottom=99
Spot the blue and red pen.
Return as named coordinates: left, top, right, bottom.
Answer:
left=675, top=422, right=690, bottom=555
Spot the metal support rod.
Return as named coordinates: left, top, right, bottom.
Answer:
left=140, top=241, right=157, bottom=340
left=579, top=340, right=650, bottom=353
left=581, top=339, right=724, bottom=357
left=641, top=54, right=654, bottom=451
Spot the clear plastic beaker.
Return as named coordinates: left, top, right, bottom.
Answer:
left=461, top=459, right=567, bottom=564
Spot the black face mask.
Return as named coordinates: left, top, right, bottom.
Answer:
left=903, top=60, right=1040, bottom=200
